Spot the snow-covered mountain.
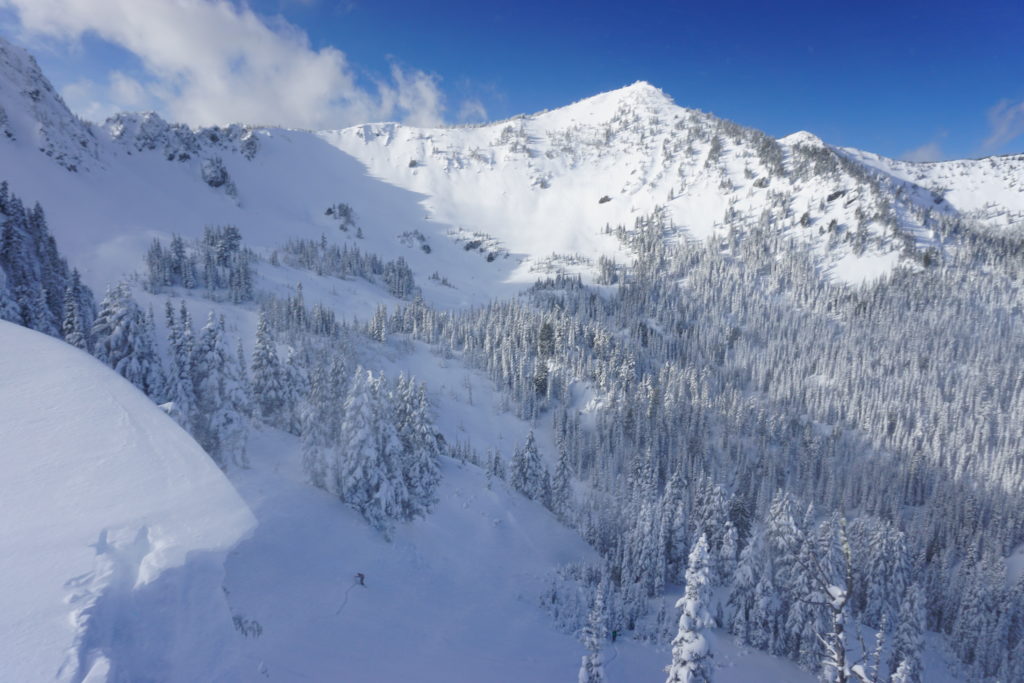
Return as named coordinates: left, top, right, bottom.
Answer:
left=2, top=33, right=1022, bottom=683
left=330, top=81, right=1024, bottom=284
left=3, top=34, right=1022, bottom=297
left=0, top=39, right=99, bottom=171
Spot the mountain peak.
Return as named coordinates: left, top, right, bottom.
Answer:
left=620, top=80, right=659, bottom=93
left=779, top=130, right=825, bottom=148
left=608, top=80, right=674, bottom=105
left=0, top=35, right=99, bottom=171
left=533, top=80, right=677, bottom=129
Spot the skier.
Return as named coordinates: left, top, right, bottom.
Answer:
left=355, top=572, right=365, bottom=586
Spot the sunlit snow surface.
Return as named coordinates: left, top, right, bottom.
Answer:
left=0, top=321, right=254, bottom=682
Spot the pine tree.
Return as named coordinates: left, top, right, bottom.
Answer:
left=889, top=583, right=925, bottom=683
left=749, top=573, right=780, bottom=652
left=91, top=283, right=161, bottom=395
left=280, top=346, right=307, bottom=435
left=91, top=283, right=132, bottom=366
left=193, top=313, right=248, bottom=468
left=0, top=264, right=18, bottom=323
left=301, top=366, right=332, bottom=489
left=222, top=327, right=251, bottom=467
left=666, top=534, right=714, bottom=683
left=61, top=286, right=87, bottom=349
left=301, top=356, right=346, bottom=489
left=193, top=312, right=227, bottom=466
left=579, top=585, right=607, bottom=683
left=719, top=521, right=738, bottom=583
left=164, top=300, right=197, bottom=430
left=550, top=446, right=573, bottom=522
left=251, top=312, right=285, bottom=427
left=728, top=524, right=766, bottom=645
left=61, top=269, right=92, bottom=350
left=811, top=517, right=880, bottom=683
left=766, top=491, right=801, bottom=654
left=394, top=375, right=442, bottom=519
left=487, top=451, right=507, bottom=482
left=21, top=280, right=55, bottom=336
left=786, top=533, right=828, bottom=670
left=510, top=431, right=546, bottom=500
left=665, top=488, right=690, bottom=583
left=332, top=368, right=408, bottom=535
left=135, top=307, right=165, bottom=400
left=235, top=339, right=251, bottom=415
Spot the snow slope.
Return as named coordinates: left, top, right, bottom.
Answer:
left=0, top=320, right=255, bottom=682
left=0, top=37, right=531, bottom=309
left=838, top=146, right=1024, bottom=228
left=219, top=367, right=816, bottom=683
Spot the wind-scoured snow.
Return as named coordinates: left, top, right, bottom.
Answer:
left=0, top=320, right=255, bottom=682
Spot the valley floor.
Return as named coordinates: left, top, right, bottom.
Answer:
left=221, top=427, right=817, bottom=682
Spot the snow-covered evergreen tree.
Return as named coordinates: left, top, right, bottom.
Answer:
left=0, top=263, right=18, bottom=323
left=193, top=312, right=249, bottom=468
left=91, top=283, right=134, bottom=367
left=889, top=583, right=924, bottom=683
left=786, top=533, right=828, bottom=670
left=719, top=521, right=738, bottom=584
left=510, top=431, right=546, bottom=501
left=60, top=269, right=93, bottom=351
left=223, top=330, right=252, bottom=467
left=667, top=533, right=714, bottom=683
left=61, top=285, right=87, bottom=349
left=91, top=283, right=162, bottom=397
left=728, top=523, right=766, bottom=645
left=301, top=355, right=347, bottom=489
left=549, top=446, right=573, bottom=522
left=251, top=312, right=285, bottom=428
left=164, top=300, right=197, bottom=430
left=136, top=307, right=166, bottom=400
left=0, top=188, right=78, bottom=337
left=579, top=585, right=607, bottom=683
left=280, top=346, right=308, bottom=435
left=393, top=374, right=442, bottom=519
left=332, top=367, right=408, bottom=536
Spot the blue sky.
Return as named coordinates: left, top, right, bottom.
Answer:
left=2, top=0, right=1022, bottom=160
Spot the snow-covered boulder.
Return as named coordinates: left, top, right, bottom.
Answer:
left=0, top=321, right=256, bottom=682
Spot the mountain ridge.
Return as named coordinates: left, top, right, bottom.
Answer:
left=2, top=29, right=1022, bottom=295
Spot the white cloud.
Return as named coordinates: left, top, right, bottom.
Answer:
left=109, top=71, right=149, bottom=109
left=982, top=99, right=1024, bottom=154
left=61, top=71, right=156, bottom=123
left=0, top=0, right=455, bottom=129
left=457, top=98, right=488, bottom=123
left=378, top=62, right=446, bottom=128
left=901, top=140, right=943, bottom=163
left=60, top=79, right=109, bottom=122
